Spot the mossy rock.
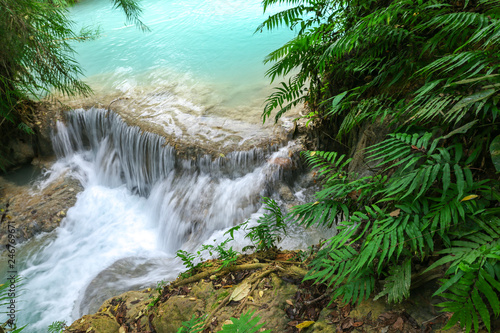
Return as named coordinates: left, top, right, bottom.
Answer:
left=66, top=313, right=119, bottom=333
left=153, top=296, right=206, bottom=332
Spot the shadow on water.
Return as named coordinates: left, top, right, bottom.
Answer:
left=1, top=164, right=43, bottom=186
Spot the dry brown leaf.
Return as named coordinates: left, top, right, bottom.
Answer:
left=393, top=317, right=404, bottom=330
left=389, top=209, right=401, bottom=217
left=230, top=281, right=251, bottom=302
left=286, top=299, right=294, bottom=306
left=259, top=291, right=264, bottom=298
left=341, top=317, right=353, bottom=329
left=341, top=304, right=351, bottom=317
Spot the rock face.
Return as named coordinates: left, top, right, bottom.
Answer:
left=0, top=170, right=82, bottom=252
left=0, top=101, right=55, bottom=172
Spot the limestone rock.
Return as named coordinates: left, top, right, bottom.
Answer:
left=66, top=313, right=120, bottom=333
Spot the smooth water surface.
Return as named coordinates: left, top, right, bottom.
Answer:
left=69, top=0, right=294, bottom=114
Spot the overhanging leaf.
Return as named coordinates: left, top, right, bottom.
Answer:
left=447, top=90, right=496, bottom=117
left=442, top=120, right=478, bottom=140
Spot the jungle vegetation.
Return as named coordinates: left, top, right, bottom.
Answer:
left=0, top=0, right=146, bottom=170
left=259, top=0, right=500, bottom=331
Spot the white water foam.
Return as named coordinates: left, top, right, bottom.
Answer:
left=14, top=109, right=309, bottom=331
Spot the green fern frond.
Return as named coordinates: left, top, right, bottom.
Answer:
left=177, top=314, right=205, bottom=333
left=291, top=199, right=348, bottom=228
left=221, top=310, right=271, bottom=333
left=256, top=5, right=307, bottom=32
left=374, top=259, right=411, bottom=303
left=302, top=150, right=352, bottom=181
left=245, top=197, right=286, bottom=251
left=262, top=76, right=306, bottom=122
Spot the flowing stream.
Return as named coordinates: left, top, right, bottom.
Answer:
left=13, top=108, right=328, bottom=332
left=0, top=1, right=329, bottom=331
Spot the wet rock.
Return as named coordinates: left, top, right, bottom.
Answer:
left=278, top=184, right=295, bottom=202
left=270, top=157, right=293, bottom=169
left=6, top=139, right=35, bottom=166
left=0, top=171, right=82, bottom=254
left=347, top=120, right=393, bottom=178
left=350, top=298, right=391, bottom=321
left=312, top=307, right=336, bottom=332
left=79, top=257, right=174, bottom=316
left=65, top=313, right=120, bottom=333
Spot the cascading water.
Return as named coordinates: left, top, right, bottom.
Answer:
left=0, top=1, right=325, bottom=330
left=12, top=108, right=322, bottom=332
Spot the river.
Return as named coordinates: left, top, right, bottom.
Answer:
left=0, top=0, right=328, bottom=331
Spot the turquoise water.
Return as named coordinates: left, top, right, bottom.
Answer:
left=0, top=3, right=302, bottom=331
left=68, top=0, right=294, bottom=113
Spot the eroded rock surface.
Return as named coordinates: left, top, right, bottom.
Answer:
left=0, top=168, right=82, bottom=251
left=64, top=251, right=466, bottom=333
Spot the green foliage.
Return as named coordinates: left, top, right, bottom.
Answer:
left=491, top=135, right=500, bottom=172
left=0, top=0, right=90, bottom=129
left=374, top=259, right=411, bottom=304
left=47, top=321, right=67, bottom=333
left=176, top=249, right=197, bottom=271
left=176, top=314, right=205, bottom=333
left=427, top=216, right=500, bottom=333
left=176, top=310, right=271, bottom=333
left=176, top=237, right=240, bottom=275
left=0, top=0, right=146, bottom=169
left=299, top=131, right=499, bottom=316
left=260, top=0, right=500, bottom=134
left=244, top=197, right=287, bottom=251
left=201, top=238, right=240, bottom=271
left=147, top=281, right=168, bottom=311
left=219, top=310, right=271, bottom=333
left=262, top=1, right=500, bottom=330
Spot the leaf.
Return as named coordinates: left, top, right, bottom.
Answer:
left=374, top=259, right=411, bottom=303
left=221, top=310, right=271, bottom=333
left=389, top=209, right=401, bottom=217
left=491, top=135, right=500, bottom=172
left=230, top=281, right=251, bottom=302
left=286, top=299, right=294, bottom=306
left=447, top=90, right=495, bottom=116
left=296, top=321, right=315, bottom=329
left=442, top=120, right=479, bottom=139
left=460, top=194, right=479, bottom=201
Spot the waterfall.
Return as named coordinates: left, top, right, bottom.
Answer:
left=15, top=108, right=303, bottom=331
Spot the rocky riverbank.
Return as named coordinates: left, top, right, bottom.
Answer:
left=63, top=250, right=465, bottom=333
left=0, top=165, right=83, bottom=252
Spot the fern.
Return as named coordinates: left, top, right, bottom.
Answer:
left=261, top=0, right=500, bottom=331
left=263, top=77, right=306, bottom=123
left=177, top=315, right=205, bottom=333
left=220, top=310, right=271, bottom=333
left=425, top=217, right=500, bottom=332
left=374, top=259, right=411, bottom=303
left=245, top=197, right=286, bottom=251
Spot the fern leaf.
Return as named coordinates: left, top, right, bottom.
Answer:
left=374, top=259, right=411, bottom=303
left=221, top=310, right=271, bottom=333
